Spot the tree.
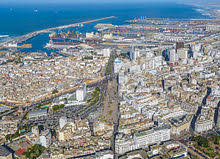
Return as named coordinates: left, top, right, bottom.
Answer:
left=52, top=89, right=58, bottom=94
left=24, top=144, right=45, bottom=159
left=5, top=134, right=11, bottom=141
left=192, top=136, right=209, bottom=147
left=30, top=153, right=35, bottom=159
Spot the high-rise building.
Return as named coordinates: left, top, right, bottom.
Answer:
left=133, top=49, right=140, bottom=60
left=195, top=119, right=214, bottom=133
left=177, top=48, right=188, bottom=59
left=176, top=42, right=184, bottom=52
left=76, top=84, right=87, bottom=101
left=40, top=135, right=49, bottom=147
left=192, top=43, right=202, bottom=58
left=119, top=72, right=128, bottom=85
left=59, top=116, right=67, bottom=130
left=129, top=46, right=140, bottom=61
left=192, top=44, right=201, bottom=52
left=129, top=45, right=135, bottom=60
left=32, top=126, right=39, bottom=136
left=102, top=48, right=111, bottom=57
left=114, top=58, right=123, bottom=74
left=58, top=122, right=75, bottom=141
left=169, top=49, right=178, bottom=63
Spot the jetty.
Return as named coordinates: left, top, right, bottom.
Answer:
left=0, top=16, right=115, bottom=48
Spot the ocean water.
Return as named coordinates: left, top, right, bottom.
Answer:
left=0, top=2, right=208, bottom=53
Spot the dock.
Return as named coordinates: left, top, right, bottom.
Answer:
left=0, top=16, right=116, bottom=47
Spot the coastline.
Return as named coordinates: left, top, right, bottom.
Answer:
left=177, top=1, right=220, bottom=19
left=0, top=2, right=211, bottom=45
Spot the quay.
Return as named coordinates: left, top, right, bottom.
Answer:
left=0, top=16, right=115, bottom=48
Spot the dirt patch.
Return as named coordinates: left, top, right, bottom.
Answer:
left=102, top=79, right=119, bottom=123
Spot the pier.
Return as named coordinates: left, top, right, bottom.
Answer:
left=0, top=16, right=115, bottom=48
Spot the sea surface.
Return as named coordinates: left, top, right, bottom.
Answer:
left=0, top=2, right=209, bottom=53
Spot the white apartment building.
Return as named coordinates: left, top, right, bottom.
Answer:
left=115, top=135, right=139, bottom=155
left=76, top=85, right=86, bottom=101
left=134, top=125, right=171, bottom=148
left=195, top=119, right=214, bottom=133
left=169, top=49, right=178, bottom=62
left=177, top=48, right=188, bottom=59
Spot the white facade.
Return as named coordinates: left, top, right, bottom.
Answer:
left=101, top=48, right=111, bottom=57
left=194, top=44, right=201, bottom=52
left=129, top=65, right=141, bottom=73
left=195, top=119, right=214, bottom=133
left=32, top=126, right=39, bottom=136
left=206, top=25, right=220, bottom=31
left=99, top=154, right=114, bottom=159
left=114, top=59, right=123, bottom=74
left=40, top=135, right=48, bottom=147
left=76, top=85, right=86, bottom=101
left=192, top=44, right=201, bottom=57
left=169, top=49, right=178, bottom=62
left=86, top=32, right=94, bottom=38
left=115, top=138, right=138, bottom=155
left=134, top=125, right=171, bottom=148
left=103, top=33, right=113, bottom=39
left=59, top=116, right=67, bottom=130
left=119, top=72, right=128, bottom=85
left=177, top=48, right=188, bottom=59
left=133, top=49, right=140, bottom=60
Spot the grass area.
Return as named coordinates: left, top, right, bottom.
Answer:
left=192, top=135, right=220, bottom=158
left=52, top=104, right=65, bottom=111
left=52, top=89, right=59, bottom=94
left=102, top=79, right=118, bottom=123
left=5, top=110, right=32, bottom=141
left=82, top=56, right=93, bottom=60
left=36, top=101, right=52, bottom=110
left=135, top=131, right=147, bottom=137
left=105, top=54, right=116, bottom=75
left=108, top=110, right=113, bottom=115
left=23, top=144, right=46, bottom=159
left=21, top=111, right=29, bottom=121
left=192, top=136, right=209, bottom=147
left=87, top=87, right=100, bottom=106
left=68, top=97, right=76, bottom=101
left=5, top=124, right=33, bottom=141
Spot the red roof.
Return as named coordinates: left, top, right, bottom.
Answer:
left=17, top=148, right=26, bottom=156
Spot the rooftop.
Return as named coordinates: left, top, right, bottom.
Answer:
left=0, top=146, right=11, bottom=157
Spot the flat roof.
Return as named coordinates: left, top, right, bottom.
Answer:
left=0, top=146, right=11, bottom=157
